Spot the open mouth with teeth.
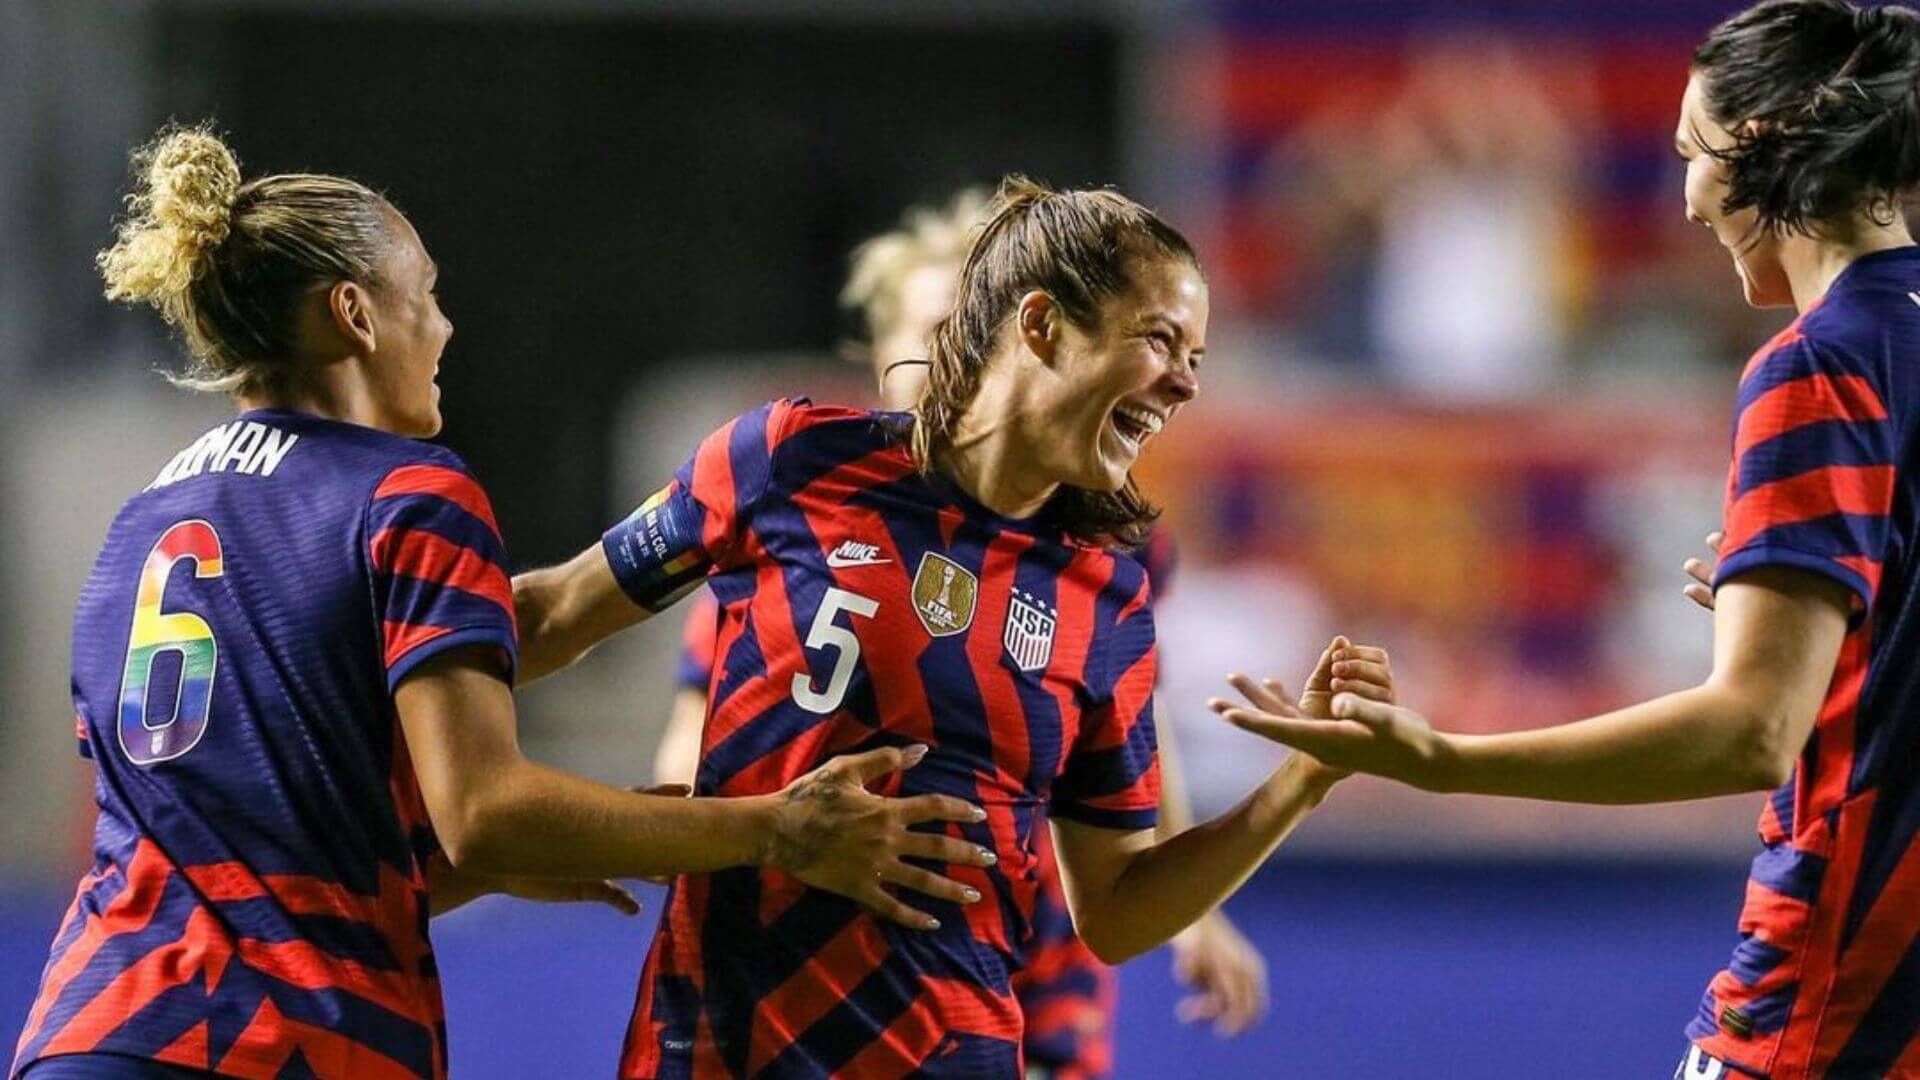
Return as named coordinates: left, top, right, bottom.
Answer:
left=1110, top=403, right=1164, bottom=451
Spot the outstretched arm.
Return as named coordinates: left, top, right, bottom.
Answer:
left=1051, top=640, right=1382, bottom=964
left=1154, top=696, right=1270, bottom=1037
left=513, top=544, right=649, bottom=684
left=399, top=648, right=996, bottom=929
left=1215, top=567, right=1849, bottom=803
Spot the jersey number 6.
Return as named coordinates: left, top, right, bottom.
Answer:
left=791, top=587, right=879, bottom=715
left=116, top=520, right=225, bottom=765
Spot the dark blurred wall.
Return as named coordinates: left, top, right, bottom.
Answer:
left=148, top=9, right=1120, bottom=564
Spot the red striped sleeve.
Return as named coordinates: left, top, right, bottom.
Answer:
left=1722, top=466, right=1896, bottom=553
left=690, top=424, right=741, bottom=561
left=1734, top=373, right=1889, bottom=458
left=369, top=459, right=518, bottom=688
left=381, top=621, right=453, bottom=671
left=373, top=464, right=501, bottom=534
left=370, top=527, right=514, bottom=614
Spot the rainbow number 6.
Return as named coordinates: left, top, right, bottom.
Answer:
left=117, top=520, right=225, bottom=765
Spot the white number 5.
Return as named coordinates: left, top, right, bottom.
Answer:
left=791, top=587, right=879, bottom=715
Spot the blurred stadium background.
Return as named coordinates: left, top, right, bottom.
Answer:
left=1, top=0, right=1787, bottom=1075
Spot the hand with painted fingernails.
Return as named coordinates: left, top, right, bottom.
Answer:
left=766, top=744, right=997, bottom=931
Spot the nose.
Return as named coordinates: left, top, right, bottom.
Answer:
left=1165, top=358, right=1198, bottom=403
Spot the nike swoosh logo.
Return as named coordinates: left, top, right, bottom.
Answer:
left=826, top=553, right=891, bottom=568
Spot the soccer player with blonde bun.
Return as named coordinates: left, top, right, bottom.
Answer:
left=12, top=127, right=988, bottom=1080
left=516, top=176, right=1392, bottom=1077
left=656, top=190, right=1271, bottom=1079
left=1217, top=3, right=1920, bottom=1075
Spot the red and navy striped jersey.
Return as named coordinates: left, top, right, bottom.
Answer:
left=1011, top=530, right=1172, bottom=1080
left=604, top=399, right=1161, bottom=1078
left=663, top=521, right=1172, bottom=1080
left=12, top=410, right=517, bottom=1080
left=675, top=589, right=723, bottom=693
left=1690, top=247, right=1920, bottom=1078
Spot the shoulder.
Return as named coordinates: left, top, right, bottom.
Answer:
left=765, top=397, right=898, bottom=453
left=1087, top=543, right=1153, bottom=615
left=1736, top=320, right=1887, bottom=413
left=755, top=397, right=909, bottom=479
left=260, top=414, right=488, bottom=507
left=365, top=441, right=502, bottom=538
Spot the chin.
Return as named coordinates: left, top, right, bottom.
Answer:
left=407, top=408, right=444, bottom=439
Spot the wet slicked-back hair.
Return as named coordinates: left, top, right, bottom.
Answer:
left=1693, top=0, right=1920, bottom=236
left=910, top=175, right=1199, bottom=549
left=99, top=123, right=396, bottom=396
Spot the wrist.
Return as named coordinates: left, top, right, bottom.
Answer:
left=743, top=793, right=790, bottom=870
left=1258, top=755, right=1337, bottom=813
left=1415, top=733, right=1464, bottom=793
left=1282, top=753, right=1343, bottom=799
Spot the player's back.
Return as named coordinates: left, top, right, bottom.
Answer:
left=1693, top=246, right=1920, bottom=1077
left=13, top=409, right=517, bottom=1080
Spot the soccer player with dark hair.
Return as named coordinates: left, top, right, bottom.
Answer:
left=1217, top=3, right=1920, bottom=1076
left=515, top=176, right=1393, bottom=1077
left=12, top=127, right=986, bottom=1080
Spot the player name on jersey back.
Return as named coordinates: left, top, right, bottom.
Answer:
left=146, top=418, right=301, bottom=490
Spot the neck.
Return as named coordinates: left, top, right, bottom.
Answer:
left=941, top=364, right=1059, bottom=520
left=1780, top=212, right=1916, bottom=314
left=235, top=355, right=389, bottom=432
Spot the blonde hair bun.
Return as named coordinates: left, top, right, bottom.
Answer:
left=98, top=125, right=242, bottom=311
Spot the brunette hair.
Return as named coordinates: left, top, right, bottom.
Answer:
left=1693, top=0, right=1920, bottom=235
left=911, top=175, right=1198, bottom=547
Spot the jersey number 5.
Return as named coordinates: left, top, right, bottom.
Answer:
left=116, top=520, right=225, bottom=765
left=791, top=587, right=878, bottom=715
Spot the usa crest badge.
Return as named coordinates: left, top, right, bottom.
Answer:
left=912, top=552, right=977, bottom=637
left=1003, top=589, right=1057, bottom=672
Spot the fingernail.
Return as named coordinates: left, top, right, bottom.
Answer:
left=962, top=887, right=981, bottom=902
left=970, top=805, right=987, bottom=821
left=979, top=848, right=998, bottom=865
left=902, top=745, right=929, bottom=766
left=925, top=917, right=941, bottom=930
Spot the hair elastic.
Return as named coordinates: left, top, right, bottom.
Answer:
left=881, top=358, right=933, bottom=380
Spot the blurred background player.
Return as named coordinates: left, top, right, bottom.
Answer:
left=1217, top=3, right=1920, bottom=1076
left=515, top=177, right=1392, bottom=1077
left=654, top=191, right=1270, bottom=1079
left=11, top=127, right=989, bottom=1080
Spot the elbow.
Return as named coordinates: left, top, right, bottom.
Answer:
left=1072, top=918, right=1148, bottom=966
left=1729, top=707, right=1804, bottom=791
left=431, top=790, right=514, bottom=873
left=511, top=576, right=553, bottom=655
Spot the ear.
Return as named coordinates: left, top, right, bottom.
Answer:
left=327, top=280, right=378, bottom=355
left=1015, top=290, right=1058, bottom=366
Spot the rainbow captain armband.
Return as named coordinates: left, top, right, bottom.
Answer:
left=601, top=482, right=712, bottom=612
